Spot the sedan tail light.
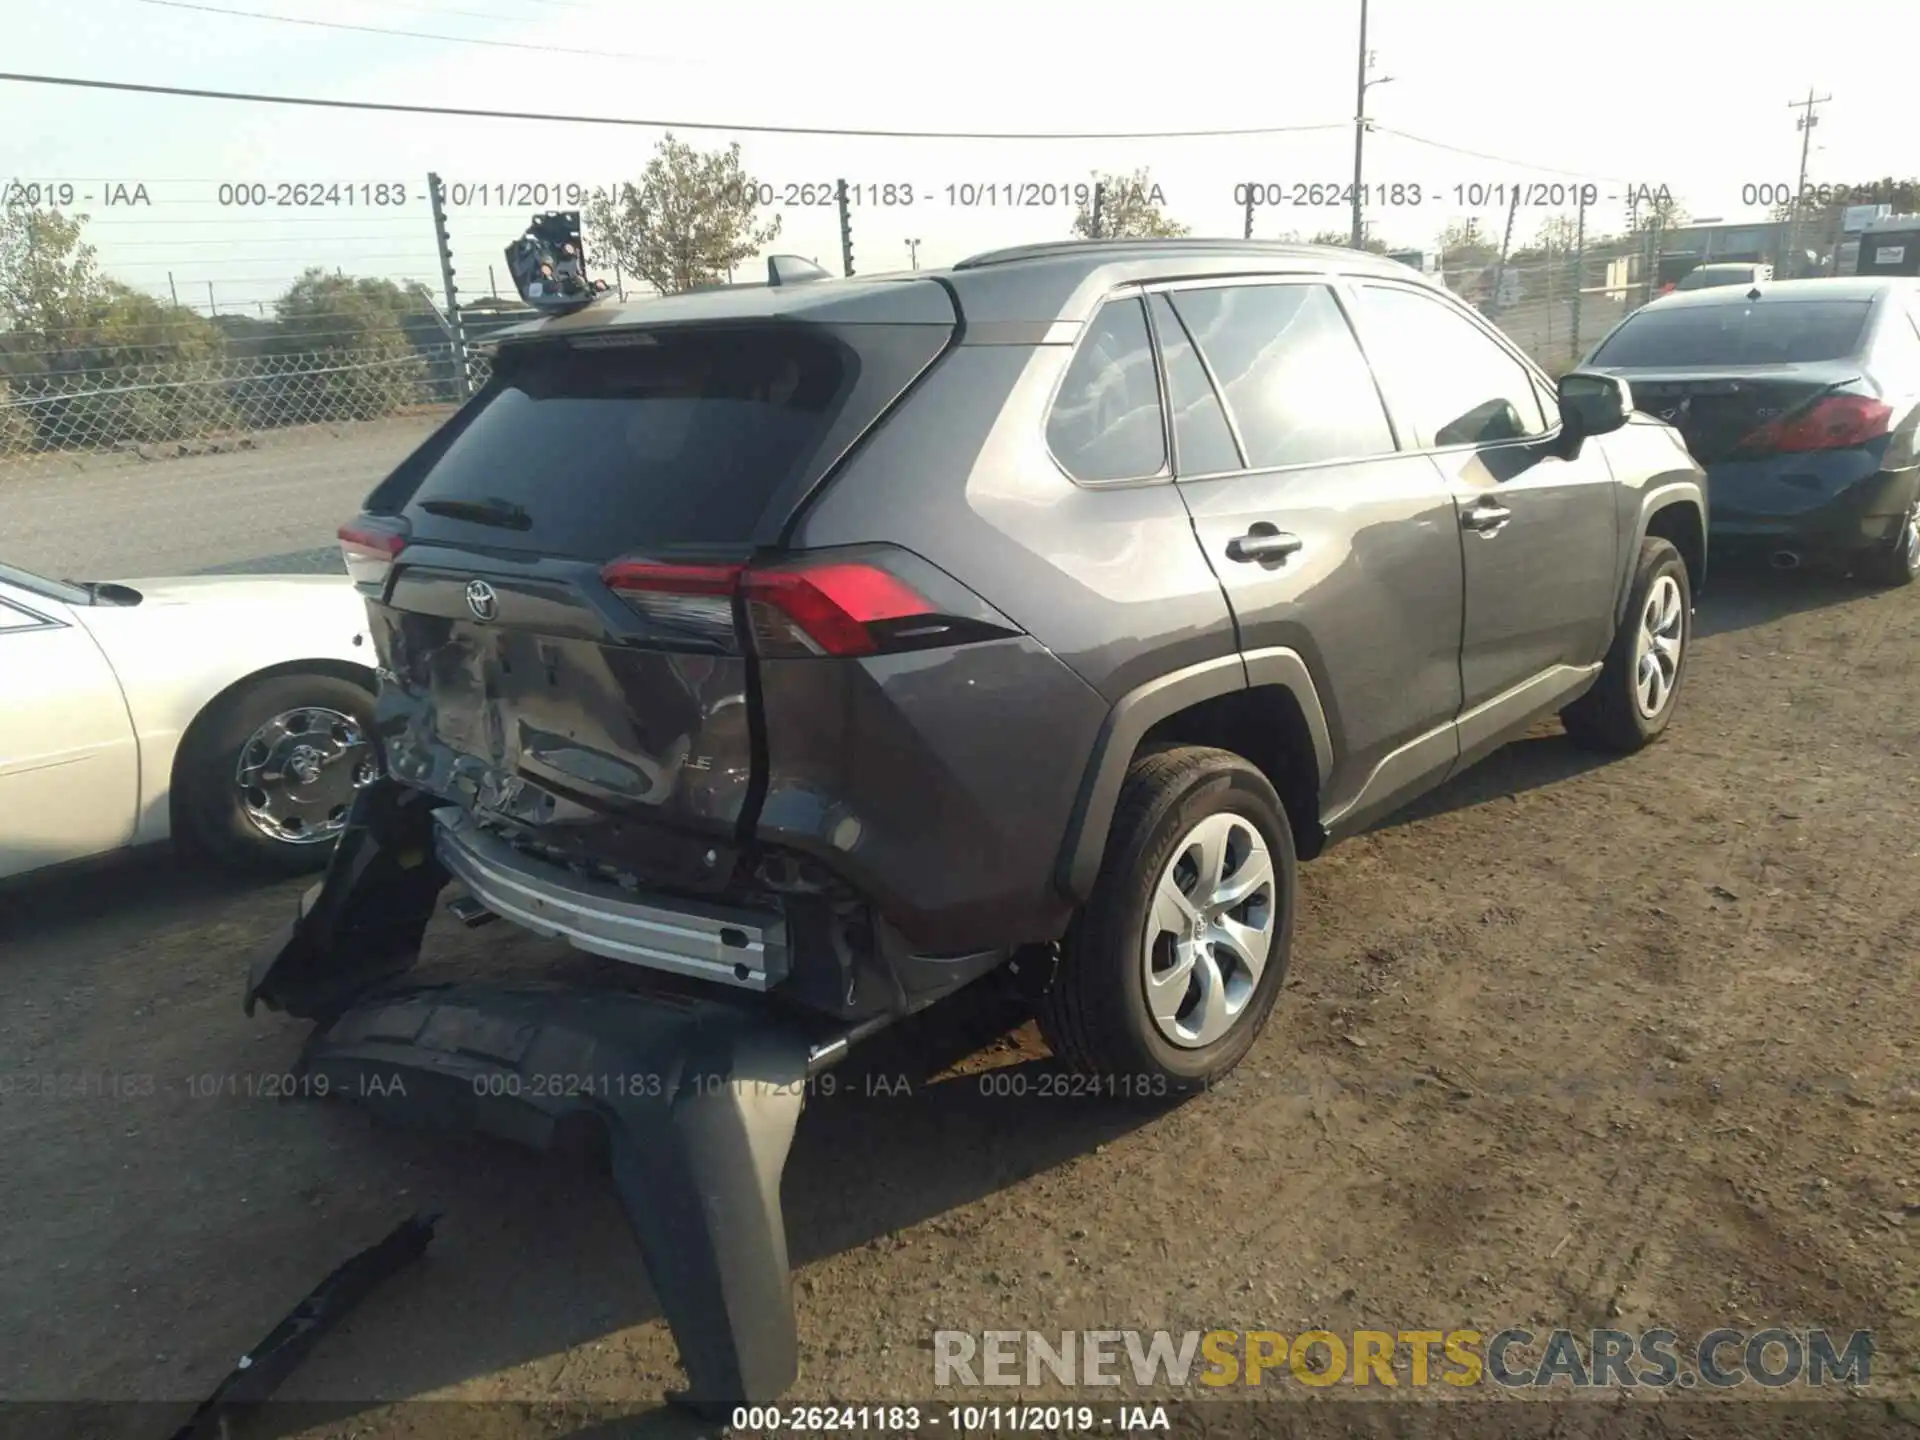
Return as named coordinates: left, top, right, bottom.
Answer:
left=338, top=522, right=407, bottom=590
left=599, top=547, right=1021, bottom=657
left=1738, top=396, right=1893, bottom=454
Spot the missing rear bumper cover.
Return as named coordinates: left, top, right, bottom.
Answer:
left=296, top=982, right=828, bottom=1411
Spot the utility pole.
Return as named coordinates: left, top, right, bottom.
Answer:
left=207, top=282, right=217, bottom=316
left=1243, top=183, right=1256, bottom=240
left=836, top=179, right=854, bottom=276
left=167, top=272, right=178, bottom=308
left=426, top=173, right=471, bottom=397
left=906, top=237, right=921, bottom=270
left=1349, top=0, right=1369, bottom=248
left=1784, top=88, right=1830, bottom=278
left=1488, top=186, right=1521, bottom=315
left=1569, top=191, right=1587, bottom=362
left=1090, top=182, right=1106, bottom=239
left=1349, top=0, right=1393, bottom=249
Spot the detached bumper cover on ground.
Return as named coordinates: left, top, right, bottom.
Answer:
left=245, top=782, right=835, bottom=1410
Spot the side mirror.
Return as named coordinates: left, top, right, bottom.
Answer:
left=1557, top=371, right=1633, bottom=451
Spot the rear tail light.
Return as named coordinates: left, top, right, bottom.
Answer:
left=338, top=522, right=406, bottom=590
left=599, top=549, right=1020, bottom=658
left=1737, top=395, right=1893, bottom=454
left=600, top=561, right=744, bottom=650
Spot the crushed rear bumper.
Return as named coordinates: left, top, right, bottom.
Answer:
left=301, top=983, right=827, bottom=1410
left=245, top=781, right=859, bottom=1412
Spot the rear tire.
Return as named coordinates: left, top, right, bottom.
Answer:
left=178, top=672, right=378, bottom=877
left=1561, top=537, right=1691, bottom=754
left=1854, top=500, right=1920, bottom=588
left=1039, top=745, right=1296, bottom=1096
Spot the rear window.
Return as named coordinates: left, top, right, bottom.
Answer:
left=385, top=329, right=850, bottom=556
left=1589, top=300, right=1872, bottom=367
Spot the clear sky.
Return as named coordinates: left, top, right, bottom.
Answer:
left=3, top=0, right=1915, bottom=313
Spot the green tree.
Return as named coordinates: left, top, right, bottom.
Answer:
left=585, top=134, right=782, bottom=295
left=267, top=269, right=429, bottom=423
left=0, top=197, right=102, bottom=351
left=1533, top=215, right=1578, bottom=254
left=1070, top=169, right=1187, bottom=239
left=0, top=199, right=238, bottom=450
left=55, top=283, right=237, bottom=445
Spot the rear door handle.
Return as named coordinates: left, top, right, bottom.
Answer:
left=1461, top=501, right=1513, bottom=534
left=1226, top=530, right=1304, bottom=563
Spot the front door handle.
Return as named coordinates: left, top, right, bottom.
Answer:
left=1226, top=529, right=1304, bottom=563
left=1461, top=501, right=1513, bottom=534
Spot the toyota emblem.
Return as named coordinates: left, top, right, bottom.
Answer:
left=465, top=579, right=499, bottom=621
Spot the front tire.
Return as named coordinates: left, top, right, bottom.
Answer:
left=1561, top=536, right=1691, bottom=754
left=1039, top=745, right=1296, bottom=1095
left=177, top=672, right=379, bottom=876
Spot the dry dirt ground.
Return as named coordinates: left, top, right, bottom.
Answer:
left=3, top=564, right=1918, bottom=1440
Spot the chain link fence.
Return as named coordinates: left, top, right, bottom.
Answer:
left=0, top=253, right=1644, bottom=468
left=1428, top=250, right=1648, bottom=374
left=0, top=343, right=495, bottom=463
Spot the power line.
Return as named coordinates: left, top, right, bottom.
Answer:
left=1370, top=126, right=1636, bottom=185
left=0, top=71, right=1353, bottom=140
left=335, top=0, right=581, bottom=24
left=131, top=0, right=683, bottom=64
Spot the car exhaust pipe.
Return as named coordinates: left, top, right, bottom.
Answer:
left=1770, top=550, right=1802, bottom=571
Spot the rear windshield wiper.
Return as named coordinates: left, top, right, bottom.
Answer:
left=419, top=497, right=533, bottom=531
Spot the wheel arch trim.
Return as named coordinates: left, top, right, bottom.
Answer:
left=1054, top=648, right=1333, bottom=903
left=1624, top=481, right=1708, bottom=622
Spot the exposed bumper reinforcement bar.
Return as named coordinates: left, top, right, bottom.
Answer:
left=432, top=806, right=791, bottom=990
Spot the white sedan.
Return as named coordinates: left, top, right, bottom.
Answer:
left=0, top=561, right=379, bottom=882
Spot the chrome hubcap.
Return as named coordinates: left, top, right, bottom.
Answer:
left=1142, top=811, right=1278, bottom=1049
left=1633, top=574, right=1685, bottom=719
left=1902, top=501, right=1920, bottom=571
left=233, top=706, right=379, bottom=845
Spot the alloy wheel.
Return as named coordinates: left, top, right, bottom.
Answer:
left=1141, top=811, right=1278, bottom=1049
left=1633, top=574, right=1685, bottom=719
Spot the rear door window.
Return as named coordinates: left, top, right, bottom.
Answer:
left=1166, top=283, right=1396, bottom=469
left=1589, top=300, right=1873, bottom=366
left=381, top=328, right=851, bottom=557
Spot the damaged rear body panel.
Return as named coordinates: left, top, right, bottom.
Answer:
left=245, top=271, right=1095, bottom=1413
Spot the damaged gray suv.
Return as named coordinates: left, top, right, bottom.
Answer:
left=247, top=237, right=1707, bottom=1412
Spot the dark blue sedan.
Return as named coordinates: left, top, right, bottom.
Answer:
left=1581, top=277, right=1920, bottom=585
